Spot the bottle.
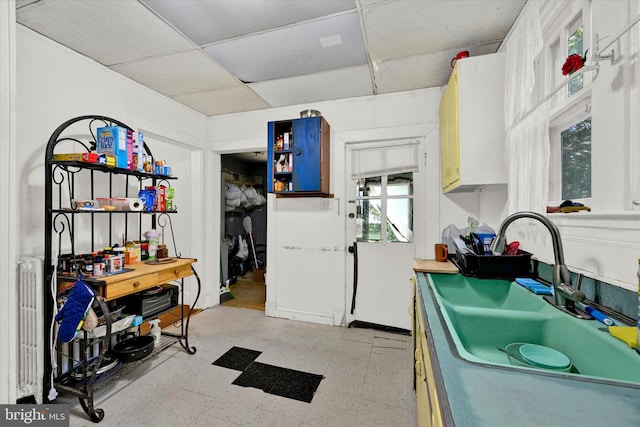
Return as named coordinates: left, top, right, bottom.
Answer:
left=149, top=319, right=161, bottom=348
left=145, top=229, right=160, bottom=260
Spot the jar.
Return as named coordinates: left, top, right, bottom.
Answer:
left=83, top=256, right=93, bottom=277
left=145, top=230, right=160, bottom=260
left=93, top=256, right=104, bottom=276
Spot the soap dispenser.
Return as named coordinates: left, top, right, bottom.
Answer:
left=149, top=319, right=161, bottom=348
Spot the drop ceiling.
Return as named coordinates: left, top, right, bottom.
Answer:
left=15, top=0, right=526, bottom=117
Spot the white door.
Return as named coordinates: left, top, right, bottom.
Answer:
left=345, top=141, right=422, bottom=331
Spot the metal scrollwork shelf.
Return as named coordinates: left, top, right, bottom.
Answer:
left=44, top=115, right=200, bottom=423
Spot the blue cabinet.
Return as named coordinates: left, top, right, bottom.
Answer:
left=267, top=116, right=330, bottom=195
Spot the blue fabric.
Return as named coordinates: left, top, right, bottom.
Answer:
left=55, top=279, right=96, bottom=342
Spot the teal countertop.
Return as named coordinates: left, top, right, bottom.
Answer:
left=416, top=272, right=640, bottom=427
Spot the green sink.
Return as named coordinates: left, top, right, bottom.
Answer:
left=427, top=274, right=640, bottom=387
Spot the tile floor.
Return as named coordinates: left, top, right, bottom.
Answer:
left=61, top=305, right=418, bottom=426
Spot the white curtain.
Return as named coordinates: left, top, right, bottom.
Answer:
left=504, top=2, right=547, bottom=213
left=506, top=109, right=550, bottom=213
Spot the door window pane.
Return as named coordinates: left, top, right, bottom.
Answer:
left=357, top=176, right=381, bottom=197
left=356, top=199, right=382, bottom=242
left=387, top=172, right=413, bottom=196
left=387, top=198, right=413, bottom=242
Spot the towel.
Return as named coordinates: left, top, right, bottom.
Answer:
left=515, top=278, right=553, bottom=295
left=55, top=279, right=96, bottom=342
left=608, top=326, right=638, bottom=349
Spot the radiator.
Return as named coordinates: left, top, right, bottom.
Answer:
left=17, top=257, right=44, bottom=403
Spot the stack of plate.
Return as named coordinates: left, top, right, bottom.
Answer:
left=504, top=343, right=571, bottom=372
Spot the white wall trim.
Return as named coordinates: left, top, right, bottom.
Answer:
left=268, top=307, right=336, bottom=326
left=0, top=0, right=17, bottom=404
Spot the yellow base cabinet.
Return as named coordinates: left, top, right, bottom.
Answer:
left=413, top=279, right=444, bottom=427
left=439, top=52, right=506, bottom=193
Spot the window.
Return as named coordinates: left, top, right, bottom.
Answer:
left=549, top=98, right=592, bottom=202
left=560, top=117, right=591, bottom=199
left=547, top=4, right=591, bottom=204
left=356, top=172, right=413, bottom=243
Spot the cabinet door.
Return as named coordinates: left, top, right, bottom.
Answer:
left=440, top=68, right=460, bottom=191
left=415, top=343, right=433, bottom=426
left=446, top=69, right=460, bottom=187
left=292, top=117, right=322, bottom=192
left=267, top=121, right=275, bottom=193
left=415, top=294, right=445, bottom=427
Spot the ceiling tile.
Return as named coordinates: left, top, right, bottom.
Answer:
left=373, top=44, right=502, bottom=94
left=172, top=86, right=271, bottom=116
left=362, top=0, right=525, bottom=61
left=16, top=0, right=193, bottom=66
left=111, top=50, right=240, bottom=97
left=143, top=0, right=356, bottom=45
left=203, top=12, right=366, bottom=82
left=249, top=65, right=374, bottom=107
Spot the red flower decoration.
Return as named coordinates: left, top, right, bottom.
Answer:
left=562, top=51, right=588, bottom=76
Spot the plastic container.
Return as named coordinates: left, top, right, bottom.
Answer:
left=149, top=319, right=161, bottom=348
left=475, top=223, right=497, bottom=255
left=96, top=197, right=128, bottom=211
left=454, top=249, right=532, bottom=279
left=145, top=230, right=160, bottom=260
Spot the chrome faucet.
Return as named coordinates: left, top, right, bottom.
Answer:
left=491, top=211, right=589, bottom=318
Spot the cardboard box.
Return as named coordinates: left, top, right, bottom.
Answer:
left=52, top=153, right=85, bottom=162
left=252, top=268, right=265, bottom=283
left=96, top=126, right=128, bottom=168
left=52, top=153, right=102, bottom=163
left=156, top=185, right=167, bottom=211
left=126, top=129, right=134, bottom=170
left=132, top=131, right=145, bottom=172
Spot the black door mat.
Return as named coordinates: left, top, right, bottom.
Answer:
left=233, top=362, right=323, bottom=403
left=213, top=347, right=324, bottom=403
left=212, top=346, right=261, bottom=371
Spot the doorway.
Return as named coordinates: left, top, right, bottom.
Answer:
left=220, top=152, right=267, bottom=311
left=345, top=139, right=425, bottom=331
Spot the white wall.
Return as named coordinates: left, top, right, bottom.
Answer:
left=494, top=0, right=640, bottom=291
left=15, top=25, right=218, bottom=309
left=1, top=0, right=17, bottom=406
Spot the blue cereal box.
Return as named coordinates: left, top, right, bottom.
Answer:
left=96, top=126, right=128, bottom=168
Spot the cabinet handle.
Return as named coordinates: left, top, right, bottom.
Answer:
left=295, top=149, right=302, bottom=156
left=415, top=359, right=423, bottom=376
left=174, top=269, right=180, bottom=275
left=133, top=281, right=140, bottom=288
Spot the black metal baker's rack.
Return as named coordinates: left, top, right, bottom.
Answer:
left=44, top=115, right=200, bottom=422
